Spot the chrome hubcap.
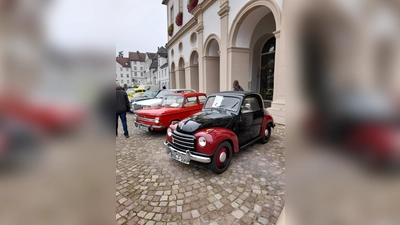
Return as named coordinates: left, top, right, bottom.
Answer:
left=219, top=152, right=226, bottom=163
left=264, top=128, right=269, bottom=137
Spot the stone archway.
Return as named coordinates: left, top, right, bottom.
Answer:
left=228, top=0, right=284, bottom=123
left=188, top=50, right=199, bottom=91
left=170, top=62, right=176, bottom=89
left=176, top=58, right=186, bottom=89
left=204, top=35, right=221, bottom=95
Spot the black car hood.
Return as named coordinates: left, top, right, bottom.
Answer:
left=177, top=110, right=233, bottom=134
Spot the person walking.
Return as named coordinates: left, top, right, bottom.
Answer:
left=232, top=80, right=244, bottom=91
left=116, top=81, right=130, bottom=138
left=162, top=86, right=166, bottom=89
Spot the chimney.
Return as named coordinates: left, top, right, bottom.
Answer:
left=137, top=51, right=139, bottom=53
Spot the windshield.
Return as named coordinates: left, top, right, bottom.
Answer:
left=204, top=96, right=241, bottom=112
left=142, top=90, right=159, bottom=98
left=132, top=92, right=144, bottom=98
left=126, top=89, right=134, bottom=95
left=161, top=96, right=184, bottom=107
left=156, top=90, right=174, bottom=99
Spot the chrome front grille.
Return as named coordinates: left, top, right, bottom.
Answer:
left=170, top=130, right=196, bottom=151
left=137, top=117, right=155, bottom=122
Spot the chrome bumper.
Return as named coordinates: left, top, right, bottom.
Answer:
left=163, top=141, right=211, bottom=164
left=134, top=122, right=164, bottom=130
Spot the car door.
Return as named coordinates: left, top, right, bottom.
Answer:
left=181, top=96, right=200, bottom=120
left=247, top=96, right=263, bottom=138
left=237, top=96, right=264, bottom=145
left=238, top=98, right=254, bottom=145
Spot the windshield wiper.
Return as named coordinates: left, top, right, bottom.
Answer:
left=230, top=102, right=239, bottom=110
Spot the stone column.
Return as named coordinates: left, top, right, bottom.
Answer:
left=228, top=47, right=250, bottom=91
left=203, top=56, right=220, bottom=95
left=191, top=65, right=199, bottom=91
left=169, top=70, right=176, bottom=89
left=175, top=68, right=185, bottom=88
left=186, top=64, right=199, bottom=91
left=195, top=21, right=204, bottom=92
left=218, top=0, right=230, bottom=91
left=269, top=30, right=286, bottom=124
left=184, top=62, right=191, bottom=88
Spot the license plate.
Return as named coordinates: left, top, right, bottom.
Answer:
left=137, top=125, right=149, bottom=132
left=170, top=151, right=190, bottom=164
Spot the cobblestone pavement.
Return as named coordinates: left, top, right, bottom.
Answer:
left=116, top=113, right=285, bottom=225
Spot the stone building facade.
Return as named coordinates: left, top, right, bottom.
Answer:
left=162, top=0, right=286, bottom=124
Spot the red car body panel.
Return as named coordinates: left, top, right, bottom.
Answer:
left=261, top=114, right=275, bottom=139
left=194, top=128, right=240, bottom=154
left=0, top=96, right=85, bottom=134
left=135, top=92, right=207, bottom=131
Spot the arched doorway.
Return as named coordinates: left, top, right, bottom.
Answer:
left=228, top=1, right=282, bottom=111
left=177, top=58, right=186, bottom=88
left=260, top=37, right=276, bottom=101
left=189, top=50, right=199, bottom=91
left=170, top=62, right=176, bottom=89
left=204, top=36, right=220, bottom=95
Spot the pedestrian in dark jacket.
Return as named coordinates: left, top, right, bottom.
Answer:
left=233, top=80, right=244, bottom=91
left=116, top=81, right=130, bottom=137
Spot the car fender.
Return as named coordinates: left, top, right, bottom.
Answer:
left=194, top=128, right=239, bottom=155
left=261, top=114, right=274, bottom=138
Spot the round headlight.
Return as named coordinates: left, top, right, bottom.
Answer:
left=155, top=117, right=159, bottom=124
left=198, top=136, right=207, bottom=147
left=167, top=128, right=172, bottom=136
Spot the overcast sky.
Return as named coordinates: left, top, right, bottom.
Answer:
left=116, top=0, right=167, bottom=57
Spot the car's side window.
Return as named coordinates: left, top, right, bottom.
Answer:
left=184, top=97, right=198, bottom=107
left=241, top=97, right=261, bottom=113
left=198, top=95, right=207, bottom=104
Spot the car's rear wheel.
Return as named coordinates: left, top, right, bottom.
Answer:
left=260, top=123, right=272, bottom=144
left=210, top=141, right=232, bottom=174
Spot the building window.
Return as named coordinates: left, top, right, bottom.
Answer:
left=141, top=72, right=143, bottom=77
left=260, top=37, right=276, bottom=101
left=140, top=67, right=143, bottom=70
left=134, top=66, right=137, bottom=70
left=120, top=74, right=123, bottom=77
left=127, top=80, right=129, bottom=84
left=126, top=74, right=129, bottom=78
left=120, top=68, right=122, bottom=71
left=135, top=72, right=137, bottom=76
left=126, top=68, right=128, bottom=71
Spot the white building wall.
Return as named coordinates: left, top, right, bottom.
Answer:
left=167, top=0, right=195, bottom=41
left=202, top=1, right=220, bottom=46
left=116, top=62, right=132, bottom=87
left=130, top=60, right=146, bottom=85
left=228, top=0, right=282, bottom=35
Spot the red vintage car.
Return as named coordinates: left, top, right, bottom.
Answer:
left=134, top=92, right=207, bottom=132
left=164, top=91, right=275, bottom=174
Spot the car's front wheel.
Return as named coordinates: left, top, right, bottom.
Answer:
left=210, top=141, right=233, bottom=174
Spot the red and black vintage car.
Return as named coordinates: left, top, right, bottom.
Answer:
left=164, top=91, right=275, bottom=173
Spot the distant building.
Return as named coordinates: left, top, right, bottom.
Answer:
left=156, top=46, right=170, bottom=89
left=116, top=51, right=147, bottom=87
left=129, top=51, right=146, bottom=85
left=144, top=52, right=158, bottom=85
left=116, top=57, right=132, bottom=87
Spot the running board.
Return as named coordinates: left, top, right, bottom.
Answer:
left=239, top=136, right=262, bottom=150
